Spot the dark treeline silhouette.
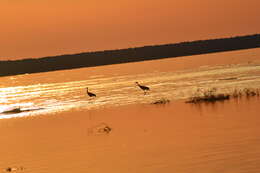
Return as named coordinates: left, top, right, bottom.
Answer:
left=0, top=34, right=259, bottom=77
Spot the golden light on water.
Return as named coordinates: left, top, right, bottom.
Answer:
left=0, top=57, right=260, bottom=119
left=0, top=49, right=260, bottom=173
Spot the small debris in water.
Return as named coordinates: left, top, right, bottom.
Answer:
left=88, top=123, right=112, bottom=135
left=99, top=125, right=112, bottom=134
left=5, top=166, right=24, bottom=172
left=2, top=108, right=22, bottom=114
left=5, top=167, right=12, bottom=172
left=218, top=77, right=238, bottom=81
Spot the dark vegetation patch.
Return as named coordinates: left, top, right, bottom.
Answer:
left=152, top=98, right=170, bottom=105
left=186, top=87, right=260, bottom=104
left=186, top=88, right=230, bottom=103
left=232, top=88, right=260, bottom=98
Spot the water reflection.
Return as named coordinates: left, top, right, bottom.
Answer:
left=0, top=62, right=260, bottom=119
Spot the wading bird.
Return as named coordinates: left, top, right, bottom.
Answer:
left=135, top=82, right=150, bottom=94
left=86, top=87, right=96, bottom=97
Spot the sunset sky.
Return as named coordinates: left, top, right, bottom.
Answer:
left=1, top=0, right=259, bottom=60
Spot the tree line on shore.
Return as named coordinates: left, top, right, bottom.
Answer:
left=0, top=34, right=259, bottom=77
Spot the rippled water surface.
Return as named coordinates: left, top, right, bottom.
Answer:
left=1, top=49, right=260, bottom=119
left=1, top=49, right=260, bottom=173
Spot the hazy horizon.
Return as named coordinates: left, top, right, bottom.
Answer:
left=1, top=0, right=260, bottom=60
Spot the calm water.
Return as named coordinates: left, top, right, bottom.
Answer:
left=0, top=50, right=260, bottom=119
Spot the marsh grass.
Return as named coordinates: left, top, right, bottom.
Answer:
left=152, top=98, right=170, bottom=105
left=243, top=88, right=260, bottom=97
left=186, top=88, right=229, bottom=104
left=186, top=87, right=260, bottom=104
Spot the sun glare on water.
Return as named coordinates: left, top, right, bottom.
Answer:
left=0, top=56, right=260, bottom=119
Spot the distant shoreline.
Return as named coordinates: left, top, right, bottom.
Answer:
left=0, top=34, right=259, bottom=77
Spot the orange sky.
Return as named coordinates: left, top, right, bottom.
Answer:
left=0, top=0, right=259, bottom=60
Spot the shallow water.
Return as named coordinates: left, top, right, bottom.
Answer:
left=0, top=49, right=260, bottom=119
left=0, top=49, right=260, bottom=173
left=0, top=97, right=260, bottom=173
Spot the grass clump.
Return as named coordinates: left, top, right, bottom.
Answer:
left=186, top=88, right=230, bottom=104
left=230, top=88, right=260, bottom=98
left=243, top=88, right=260, bottom=97
left=187, top=87, right=260, bottom=104
left=152, top=98, right=170, bottom=105
left=231, top=88, right=243, bottom=98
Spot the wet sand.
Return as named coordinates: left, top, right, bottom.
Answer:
left=0, top=97, right=260, bottom=173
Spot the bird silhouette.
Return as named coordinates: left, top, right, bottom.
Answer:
left=135, top=82, right=150, bottom=94
left=86, top=87, right=96, bottom=97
